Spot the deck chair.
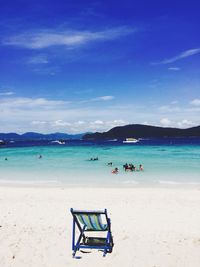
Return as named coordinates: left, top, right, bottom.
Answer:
left=70, top=208, right=114, bottom=257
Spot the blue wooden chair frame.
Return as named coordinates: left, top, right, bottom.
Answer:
left=70, top=208, right=114, bottom=257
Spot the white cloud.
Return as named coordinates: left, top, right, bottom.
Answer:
left=112, top=119, right=125, bottom=125
left=177, top=119, right=194, bottom=128
left=168, top=67, right=180, bottom=71
left=92, top=95, right=115, bottom=101
left=28, top=119, right=127, bottom=133
left=190, top=99, right=200, bottom=106
left=2, top=27, right=136, bottom=49
left=93, top=120, right=104, bottom=124
left=1, top=95, right=199, bottom=133
left=75, top=120, right=85, bottom=125
left=0, top=97, right=68, bottom=109
left=31, top=121, right=47, bottom=125
left=0, top=91, right=15, bottom=96
left=160, top=118, right=172, bottom=126
left=28, top=54, right=49, bottom=64
left=152, top=48, right=200, bottom=65
left=80, top=95, right=115, bottom=103
left=87, top=119, right=127, bottom=131
left=52, top=120, right=71, bottom=127
left=159, top=105, right=181, bottom=113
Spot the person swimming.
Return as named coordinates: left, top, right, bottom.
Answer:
left=107, top=162, right=112, bottom=166
left=123, top=163, right=128, bottom=171
left=112, top=167, right=119, bottom=174
left=139, top=164, right=143, bottom=171
left=123, top=163, right=135, bottom=171
left=90, top=157, right=99, bottom=161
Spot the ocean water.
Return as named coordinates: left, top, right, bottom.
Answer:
left=0, top=138, right=200, bottom=187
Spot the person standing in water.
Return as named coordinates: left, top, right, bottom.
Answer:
left=112, top=167, right=119, bottom=174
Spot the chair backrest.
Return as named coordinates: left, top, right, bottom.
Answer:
left=71, top=209, right=108, bottom=231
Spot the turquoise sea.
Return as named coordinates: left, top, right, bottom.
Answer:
left=0, top=138, right=200, bottom=187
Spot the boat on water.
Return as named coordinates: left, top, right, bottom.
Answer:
left=0, top=140, right=6, bottom=145
left=123, top=138, right=139, bottom=143
left=51, top=140, right=66, bottom=145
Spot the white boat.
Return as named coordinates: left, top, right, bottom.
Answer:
left=123, top=138, right=139, bottom=143
left=51, top=140, right=66, bottom=145
left=0, top=140, right=5, bottom=145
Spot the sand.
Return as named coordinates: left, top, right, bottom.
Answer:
left=0, top=185, right=200, bottom=267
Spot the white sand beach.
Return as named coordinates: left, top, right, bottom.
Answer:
left=0, top=185, right=200, bottom=267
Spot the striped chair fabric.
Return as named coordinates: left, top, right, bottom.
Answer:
left=75, top=213, right=108, bottom=231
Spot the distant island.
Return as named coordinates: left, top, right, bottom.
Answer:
left=0, top=132, right=85, bottom=141
left=1, top=124, right=200, bottom=142
left=83, top=124, right=200, bottom=140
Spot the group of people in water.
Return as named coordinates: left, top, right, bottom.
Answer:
left=4, top=154, right=143, bottom=175
left=123, top=163, right=143, bottom=172
left=3, top=154, right=143, bottom=177
left=106, top=161, right=143, bottom=174
left=89, top=157, right=99, bottom=161
left=89, top=158, right=144, bottom=174
left=111, top=163, right=143, bottom=174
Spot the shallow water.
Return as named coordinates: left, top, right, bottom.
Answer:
left=0, top=138, right=200, bottom=186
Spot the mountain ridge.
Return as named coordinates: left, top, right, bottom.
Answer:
left=1, top=124, right=200, bottom=141
left=0, top=132, right=85, bottom=140
left=83, top=124, right=200, bottom=140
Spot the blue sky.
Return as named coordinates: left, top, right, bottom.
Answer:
left=0, top=0, right=200, bottom=133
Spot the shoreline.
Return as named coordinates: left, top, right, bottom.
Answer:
left=1, top=178, right=200, bottom=189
